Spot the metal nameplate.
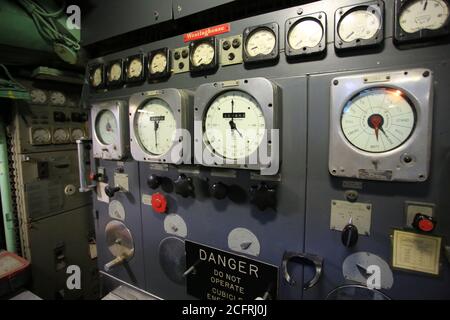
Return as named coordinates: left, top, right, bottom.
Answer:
left=330, top=200, right=372, bottom=235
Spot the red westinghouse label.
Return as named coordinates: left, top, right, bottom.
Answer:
left=183, top=23, right=230, bottom=42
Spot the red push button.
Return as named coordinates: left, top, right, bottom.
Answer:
left=418, top=218, right=434, bottom=232
left=151, top=193, right=167, bottom=213
left=412, top=213, right=436, bottom=233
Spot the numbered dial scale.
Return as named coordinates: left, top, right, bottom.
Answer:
left=329, top=69, right=433, bottom=182
left=106, top=59, right=124, bottom=87
left=335, top=1, right=384, bottom=50
left=91, top=100, right=129, bottom=160
left=30, top=127, right=51, bottom=145
left=189, top=37, right=218, bottom=73
left=194, top=78, right=279, bottom=172
left=285, top=12, right=327, bottom=57
left=129, top=89, right=193, bottom=163
left=243, top=23, right=279, bottom=63
left=125, top=54, right=145, bottom=83
left=395, top=0, right=450, bottom=42
left=148, top=48, right=171, bottom=80
left=89, top=64, right=105, bottom=89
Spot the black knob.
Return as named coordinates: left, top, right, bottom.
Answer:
left=341, top=223, right=358, bottom=248
left=209, top=182, right=228, bottom=200
left=174, top=174, right=194, bottom=197
left=147, top=174, right=161, bottom=189
left=181, top=49, right=189, bottom=59
left=232, top=38, right=241, bottom=48
left=249, top=183, right=276, bottom=210
left=104, top=185, right=120, bottom=198
left=174, top=51, right=181, bottom=60
left=222, top=40, right=231, bottom=50
left=412, top=213, right=436, bottom=233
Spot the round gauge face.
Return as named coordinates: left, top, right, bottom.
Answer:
left=32, top=128, right=51, bottom=144
left=95, top=110, right=117, bottom=145
left=288, top=18, right=324, bottom=49
left=191, top=42, right=215, bottom=67
left=30, top=89, right=47, bottom=104
left=49, top=91, right=66, bottom=106
left=127, top=58, right=143, bottom=78
left=71, top=128, right=85, bottom=141
left=108, top=63, right=122, bottom=82
left=204, top=90, right=266, bottom=160
left=150, top=53, right=167, bottom=74
left=53, top=128, right=69, bottom=143
left=399, top=0, right=449, bottom=33
left=246, top=28, right=276, bottom=57
left=338, top=8, right=381, bottom=42
left=135, top=98, right=177, bottom=156
left=92, top=67, right=103, bottom=87
left=341, top=87, right=416, bottom=153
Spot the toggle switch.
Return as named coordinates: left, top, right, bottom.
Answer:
left=104, top=185, right=121, bottom=198
left=209, top=182, right=228, bottom=200
left=174, top=174, right=194, bottom=197
left=341, top=217, right=358, bottom=248
left=249, top=183, right=276, bottom=210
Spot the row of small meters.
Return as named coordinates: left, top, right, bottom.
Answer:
left=29, top=126, right=88, bottom=146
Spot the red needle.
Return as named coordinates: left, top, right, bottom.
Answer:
left=370, top=115, right=383, bottom=141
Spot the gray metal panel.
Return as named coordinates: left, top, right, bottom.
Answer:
left=140, top=76, right=308, bottom=299
left=173, top=0, right=236, bottom=19
left=304, top=61, right=450, bottom=299
left=93, top=160, right=146, bottom=289
left=82, top=0, right=172, bottom=45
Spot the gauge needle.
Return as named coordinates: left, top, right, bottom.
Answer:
left=154, top=120, right=159, bottom=148
left=356, top=263, right=370, bottom=279
left=369, top=114, right=384, bottom=141
left=106, top=122, right=112, bottom=132
left=423, top=0, right=428, bottom=10
left=346, top=31, right=354, bottom=40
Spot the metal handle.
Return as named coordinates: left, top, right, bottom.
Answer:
left=104, top=255, right=126, bottom=271
left=282, top=251, right=323, bottom=290
left=76, top=138, right=93, bottom=192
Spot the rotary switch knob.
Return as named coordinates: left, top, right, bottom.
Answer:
left=147, top=174, right=161, bottom=189
left=104, top=185, right=121, bottom=198
left=174, top=174, right=194, bottom=197
left=341, top=218, right=358, bottom=248
left=209, top=182, right=228, bottom=200
left=249, top=183, right=276, bottom=210
left=412, top=213, right=436, bottom=233
left=151, top=193, right=167, bottom=213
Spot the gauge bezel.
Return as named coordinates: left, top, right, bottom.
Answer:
left=285, top=12, right=327, bottom=58
left=91, top=100, right=129, bottom=160
left=394, top=0, right=450, bottom=43
left=329, top=68, right=433, bottom=182
left=52, top=127, right=70, bottom=144
left=29, top=127, right=52, bottom=146
left=147, top=48, right=171, bottom=81
left=106, top=59, right=125, bottom=88
left=129, top=89, right=193, bottom=164
left=189, top=37, right=218, bottom=74
left=124, top=53, right=146, bottom=84
left=88, top=64, right=105, bottom=90
left=194, top=77, right=280, bottom=173
left=243, top=23, right=279, bottom=64
left=334, top=0, right=384, bottom=51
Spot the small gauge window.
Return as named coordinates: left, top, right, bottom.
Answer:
left=135, top=98, right=177, bottom=156
left=30, top=89, right=47, bottom=104
left=399, top=0, right=449, bottom=33
left=127, top=58, right=143, bottom=78
left=49, top=91, right=66, bottom=106
left=204, top=90, right=266, bottom=160
left=341, top=87, right=416, bottom=153
left=245, top=28, right=276, bottom=57
left=150, top=52, right=167, bottom=74
left=92, top=67, right=103, bottom=87
left=338, top=8, right=381, bottom=42
left=32, top=128, right=51, bottom=144
left=95, top=110, right=117, bottom=145
left=191, top=42, right=215, bottom=67
left=71, top=128, right=85, bottom=141
left=53, top=128, right=69, bottom=144
left=108, top=63, right=122, bottom=82
left=288, top=19, right=324, bottom=49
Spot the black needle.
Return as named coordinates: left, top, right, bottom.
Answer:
left=154, top=120, right=159, bottom=148
left=423, top=0, right=428, bottom=10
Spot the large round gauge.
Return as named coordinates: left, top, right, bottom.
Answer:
left=30, top=89, right=47, bottom=104
left=399, top=0, right=449, bottom=33
left=288, top=19, right=324, bottom=49
left=341, top=87, right=416, bottom=153
left=127, top=57, right=143, bottom=78
left=108, top=62, right=122, bottom=82
left=245, top=28, right=276, bottom=57
left=338, top=8, right=381, bottom=42
left=149, top=52, right=167, bottom=74
left=135, top=98, right=177, bottom=156
left=227, top=227, right=261, bottom=257
left=95, top=110, right=118, bottom=145
left=204, top=90, right=266, bottom=160
left=31, top=128, right=51, bottom=145
left=49, top=91, right=66, bottom=106
left=191, top=42, right=215, bottom=67
left=53, top=128, right=69, bottom=144
left=71, top=128, right=85, bottom=141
